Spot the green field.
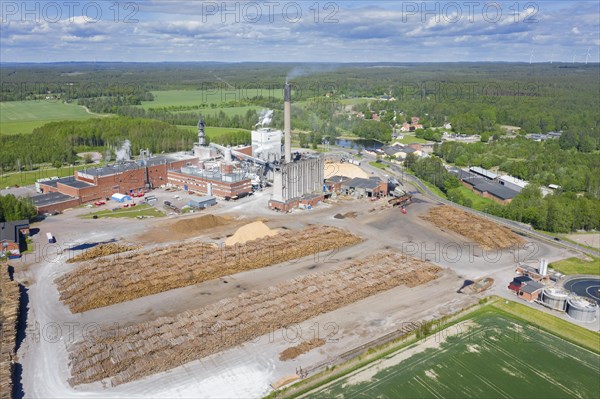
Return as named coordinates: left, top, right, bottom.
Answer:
left=394, top=135, right=430, bottom=144
left=140, top=89, right=282, bottom=109
left=81, top=203, right=164, bottom=219
left=0, top=100, right=107, bottom=135
left=455, top=185, right=499, bottom=211
left=549, top=256, right=600, bottom=276
left=369, top=161, right=387, bottom=170
left=305, top=310, right=600, bottom=399
left=0, top=164, right=92, bottom=188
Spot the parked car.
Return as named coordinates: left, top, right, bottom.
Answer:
left=94, top=201, right=106, bottom=206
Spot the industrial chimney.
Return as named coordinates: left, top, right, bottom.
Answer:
left=284, top=82, right=292, bottom=163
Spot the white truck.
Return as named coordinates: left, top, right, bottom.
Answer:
left=46, top=232, right=56, bottom=243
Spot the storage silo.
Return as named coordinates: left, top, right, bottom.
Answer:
left=566, top=297, right=598, bottom=323
left=540, top=287, right=569, bottom=311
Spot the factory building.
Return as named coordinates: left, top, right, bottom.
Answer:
left=269, top=82, right=326, bottom=211
left=252, top=128, right=282, bottom=162
left=340, top=177, right=388, bottom=198
left=33, top=153, right=198, bottom=213
left=168, top=166, right=252, bottom=198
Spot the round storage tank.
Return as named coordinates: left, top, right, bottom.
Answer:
left=541, top=287, right=569, bottom=311
left=567, top=296, right=598, bottom=323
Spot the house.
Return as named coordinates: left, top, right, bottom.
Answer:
left=411, top=116, right=420, bottom=124
left=0, top=220, right=30, bottom=257
left=341, top=177, right=388, bottom=198
left=443, top=123, right=452, bottom=129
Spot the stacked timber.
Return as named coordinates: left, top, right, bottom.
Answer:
left=0, top=264, right=20, bottom=399
left=67, top=251, right=441, bottom=387
left=57, top=226, right=363, bottom=313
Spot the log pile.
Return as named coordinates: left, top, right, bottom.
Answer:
left=0, top=264, right=20, bottom=399
left=67, top=251, right=441, bottom=386
left=279, top=338, right=325, bottom=361
left=421, top=206, right=524, bottom=250
left=66, top=243, right=140, bottom=263
left=57, top=225, right=363, bottom=313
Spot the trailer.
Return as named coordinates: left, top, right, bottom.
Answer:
left=46, top=232, right=56, bottom=243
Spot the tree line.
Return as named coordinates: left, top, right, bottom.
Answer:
left=0, top=194, right=37, bottom=222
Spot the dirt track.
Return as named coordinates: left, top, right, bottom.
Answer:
left=420, top=206, right=525, bottom=250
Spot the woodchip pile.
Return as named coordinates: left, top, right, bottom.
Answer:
left=67, top=251, right=441, bottom=387
left=421, top=206, right=525, bottom=250
left=66, top=243, right=140, bottom=263
left=224, top=221, right=278, bottom=246
left=0, top=265, right=20, bottom=399
left=279, top=338, right=325, bottom=361
left=56, top=225, right=363, bottom=313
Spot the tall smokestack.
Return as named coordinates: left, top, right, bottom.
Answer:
left=284, top=82, right=292, bottom=163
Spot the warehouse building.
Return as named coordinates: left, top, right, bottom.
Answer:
left=498, top=175, right=529, bottom=193
left=30, top=192, right=80, bottom=214
left=340, top=177, right=388, bottom=198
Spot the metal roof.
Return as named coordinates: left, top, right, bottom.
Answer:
left=0, top=220, right=29, bottom=243
left=342, top=177, right=382, bottom=190
left=520, top=281, right=544, bottom=294
left=473, top=182, right=519, bottom=200
left=30, top=192, right=78, bottom=207
left=469, top=166, right=498, bottom=180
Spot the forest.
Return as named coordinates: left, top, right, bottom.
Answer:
left=0, top=194, right=37, bottom=222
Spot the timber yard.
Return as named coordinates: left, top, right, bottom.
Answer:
left=1, top=81, right=599, bottom=399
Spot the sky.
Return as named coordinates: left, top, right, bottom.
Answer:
left=1, top=0, right=599, bottom=63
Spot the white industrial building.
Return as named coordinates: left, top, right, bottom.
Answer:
left=251, top=128, right=282, bottom=162
left=499, top=175, right=529, bottom=192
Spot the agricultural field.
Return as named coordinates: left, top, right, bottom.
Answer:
left=305, top=309, right=600, bottom=399
left=173, top=105, right=261, bottom=117
left=140, top=89, right=282, bottom=109
left=0, top=100, right=106, bottom=135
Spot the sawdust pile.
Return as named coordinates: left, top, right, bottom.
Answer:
left=421, top=206, right=524, bottom=250
left=279, top=338, right=325, bottom=361
left=334, top=212, right=358, bottom=220
left=66, top=243, right=140, bottom=263
left=170, top=214, right=231, bottom=233
left=56, top=225, right=362, bottom=313
left=325, top=162, right=369, bottom=179
left=67, top=251, right=441, bottom=386
left=225, top=221, right=278, bottom=246
left=0, top=265, right=20, bottom=399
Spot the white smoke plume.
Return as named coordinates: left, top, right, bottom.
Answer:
left=286, top=64, right=340, bottom=81
left=115, top=140, right=131, bottom=162
left=256, top=109, right=274, bottom=127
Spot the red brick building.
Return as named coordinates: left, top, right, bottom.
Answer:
left=37, top=154, right=197, bottom=205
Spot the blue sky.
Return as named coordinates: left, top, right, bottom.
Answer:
left=1, top=1, right=598, bottom=63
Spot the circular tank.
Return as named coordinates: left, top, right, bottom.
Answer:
left=567, top=296, right=598, bottom=323
left=541, top=287, right=569, bottom=311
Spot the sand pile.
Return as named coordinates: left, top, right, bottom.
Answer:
left=67, top=243, right=140, bottom=263
left=225, top=221, right=278, bottom=246
left=421, top=206, right=525, bottom=250
left=280, top=338, right=325, bottom=361
left=57, top=225, right=363, bottom=313
left=67, top=251, right=442, bottom=386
